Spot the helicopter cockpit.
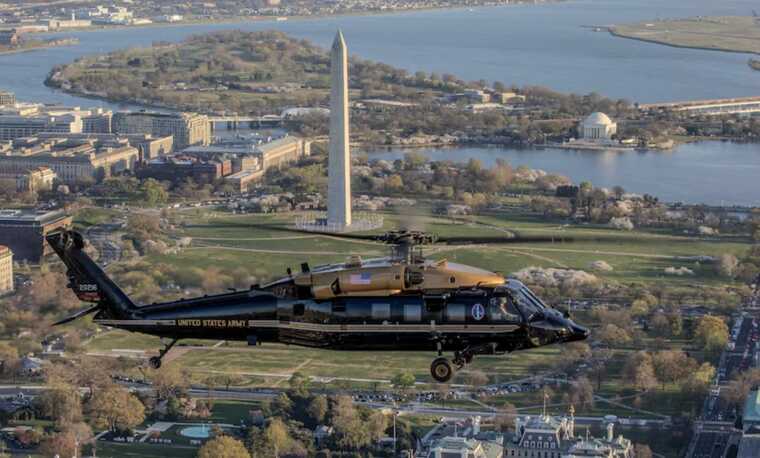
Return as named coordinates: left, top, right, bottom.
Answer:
left=487, top=279, right=547, bottom=324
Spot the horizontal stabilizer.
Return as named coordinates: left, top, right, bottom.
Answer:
left=53, top=305, right=100, bottom=326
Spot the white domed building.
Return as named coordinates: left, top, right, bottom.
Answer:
left=579, top=112, right=617, bottom=141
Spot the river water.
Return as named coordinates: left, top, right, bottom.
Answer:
left=0, top=0, right=758, bottom=204
left=366, top=143, right=760, bottom=207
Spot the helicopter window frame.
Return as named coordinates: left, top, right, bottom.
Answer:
left=372, top=303, right=391, bottom=321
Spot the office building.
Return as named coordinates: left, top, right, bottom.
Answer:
left=0, top=246, right=12, bottom=295
left=0, top=166, right=56, bottom=193
left=0, top=209, right=72, bottom=263
left=0, top=92, right=16, bottom=106
left=31, top=132, right=172, bottom=161
left=0, top=137, right=139, bottom=183
left=504, top=409, right=633, bottom=458
left=113, top=111, right=210, bottom=149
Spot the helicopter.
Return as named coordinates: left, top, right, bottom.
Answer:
left=47, top=227, right=589, bottom=383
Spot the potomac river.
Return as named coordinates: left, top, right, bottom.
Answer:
left=0, top=0, right=759, bottom=205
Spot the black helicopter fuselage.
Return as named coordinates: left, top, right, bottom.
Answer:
left=47, top=230, right=589, bottom=380
left=94, top=287, right=550, bottom=353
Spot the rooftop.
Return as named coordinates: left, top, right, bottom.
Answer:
left=0, top=208, right=69, bottom=223
left=582, top=112, right=614, bottom=126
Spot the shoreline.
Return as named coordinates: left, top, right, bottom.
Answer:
left=0, top=38, right=79, bottom=56
left=27, top=2, right=563, bottom=37
left=608, top=29, right=759, bottom=56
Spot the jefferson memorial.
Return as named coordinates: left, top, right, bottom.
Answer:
left=579, top=112, right=617, bottom=141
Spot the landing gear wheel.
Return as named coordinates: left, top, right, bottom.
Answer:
left=431, top=357, right=454, bottom=383
left=147, top=338, right=178, bottom=370
left=149, top=356, right=162, bottom=369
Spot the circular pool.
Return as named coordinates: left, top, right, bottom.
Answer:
left=179, top=426, right=210, bottom=439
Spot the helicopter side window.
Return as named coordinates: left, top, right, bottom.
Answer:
left=404, top=304, right=422, bottom=322
left=446, top=303, right=466, bottom=322
left=489, top=296, right=520, bottom=323
left=372, top=303, right=391, bottom=321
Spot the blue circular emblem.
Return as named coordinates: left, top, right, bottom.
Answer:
left=471, top=303, right=485, bottom=321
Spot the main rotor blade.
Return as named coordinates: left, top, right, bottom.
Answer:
left=436, top=235, right=573, bottom=245
left=52, top=305, right=100, bottom=326
left=186, top=222, right=384, bottom=241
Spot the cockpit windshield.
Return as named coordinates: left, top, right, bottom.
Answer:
left=505, top=279, right=546, bottom=321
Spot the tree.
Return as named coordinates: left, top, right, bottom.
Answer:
left=652, top=351, right=697, bottom=389
left=722, top=368, right=760, bottom=407
left=493, top=402, right=518, bottom=431
left=716, top=254, right=739, bottom=278
left=634, top=444, right=653, bottom=458
left=367, top=411, right=388, bottom=443
left=560, top=342, right=591, bottom=370
left=589, top=347, right=612, bottom=391
left=270, top=393, right=293, bottom=419
left=597, top=323, right=632, bottom=347
left=307, top=395, right=328, bottom=425
left=288, top=371, right=310, bottom=395
left=391, top=372, right=416, bottom=390
left=0, top=343, right=19, bottom=377
left=39, top=430, right=77, bottom=458
left=682, top=363, right=716, bottom=396
left=35, top=383, right=82, bottom=427
left=694, top=315, right=729, bottom=353
left=198, top=436, right=251, bottom=458
left=650, top=312, right=671, bottom=337
left=89, top=385, right=145, bottom=432
left=467, top=370, right=489, bottom=387
left=566, top=377, right=594, bottom=410
left=150, top=364, right=189, bottom=400
left=141, top=178, right=169, bottom=207
left=622, top=351, right=657, bottom=391
left=265, top=418, right=290, bottom=458
left=330, top=395, right=370, bottom=451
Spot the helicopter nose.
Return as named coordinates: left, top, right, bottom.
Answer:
left=567, top=322, right=590, bottom=342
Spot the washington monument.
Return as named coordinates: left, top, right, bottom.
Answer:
left=327, top=30, right=352, bottom=229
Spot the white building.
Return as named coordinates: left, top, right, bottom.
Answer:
left=579, top=112, right=617, bottom=141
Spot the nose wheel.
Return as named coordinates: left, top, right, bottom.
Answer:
left=431, top=357, right=455, bottom=383
left=148, top=338, right=178, bottom=370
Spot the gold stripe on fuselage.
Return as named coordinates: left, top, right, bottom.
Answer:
left=94, top=319, right=520, bottom=333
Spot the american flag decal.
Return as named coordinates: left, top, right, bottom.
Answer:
left=350, top=272, right=372, bottom=285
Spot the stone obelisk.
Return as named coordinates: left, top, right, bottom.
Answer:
left=327, top=30, right=352, bottom=229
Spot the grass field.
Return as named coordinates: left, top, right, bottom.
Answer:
left=87, top=329, right=563, bottom=387
left=161, top=210, right=749, bottom=287
left=611, top=16, right=760, bottom=55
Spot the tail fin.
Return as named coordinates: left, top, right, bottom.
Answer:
left=46, top=230, right=138, bottom=322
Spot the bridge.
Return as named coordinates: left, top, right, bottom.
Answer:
left=639, top=96, right=760, bottom=116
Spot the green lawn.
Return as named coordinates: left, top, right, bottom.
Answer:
left=92, top=442, right=197, bottom=458
left=158, top=211, right=751, bottom=289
